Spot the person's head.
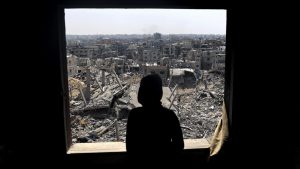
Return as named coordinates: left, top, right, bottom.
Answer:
left=138, top=73, right=163, bottom=106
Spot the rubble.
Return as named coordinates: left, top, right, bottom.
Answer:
left=69, top=70, right=224, bottom=143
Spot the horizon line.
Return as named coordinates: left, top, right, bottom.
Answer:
left=66, top=34, right=226, bottom=35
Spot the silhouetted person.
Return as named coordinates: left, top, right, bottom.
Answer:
left=126, top=74, right=184, bottom=166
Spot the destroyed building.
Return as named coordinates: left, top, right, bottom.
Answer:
left=125, top=44, right=138, bottom=59
left=213, top=54, right=226, bottom=70
left=68, top=68, right=224, bottom=143
left=128, top=64, right=140, bottom=73
left=169, top=68, right=197, bottom=88
left=142, top=63, right=168, bottom=83
left=67, top=54, right=91, bottom=77
left=159, top=57, right=170, bottom=66
left=68, top=45, right=102, bottom=58
left=113, top=56, right=126, bottom=75
left=201, top=50, right=217, bottom=70
left=187, top=49, right=198, bottom=60
left=103, top=57, right=125, bottom=75
left=162, top=44, right=175, bottom=57
left=181, top=60, right=196, bottom=69
left=65, top=34, right=226, bottom=145
left=142, top=48, right=161, bottom=63
left=67, top=54, right=78, bottom=76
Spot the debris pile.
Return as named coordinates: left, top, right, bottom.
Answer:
left=69, top=69, right=224, bottom=143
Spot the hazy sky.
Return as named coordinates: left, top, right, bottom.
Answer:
left=65, top=9, right=226, bottom=35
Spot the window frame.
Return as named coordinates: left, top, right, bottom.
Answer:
left=58, top=5, right=232, bottom=154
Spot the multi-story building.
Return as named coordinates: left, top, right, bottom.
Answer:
left=67, top=54, right=91, bottom=76
left=162, top=44, right=175, bottom=58
left=213, top=54, right=226, bottom=70
left=187, top=49, right=198, bottom=61
left=142, top=48, right=161, bottom=63
left=67, top=54, right=78, bottom=76
left=201, top=50, right=217, bottom=70
left=68, top=46, right=102, bottom=58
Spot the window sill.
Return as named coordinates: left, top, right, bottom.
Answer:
left=67, top=138, right=210, bottom=154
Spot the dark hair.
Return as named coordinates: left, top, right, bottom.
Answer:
left=138, top=74, right=163, bottom=106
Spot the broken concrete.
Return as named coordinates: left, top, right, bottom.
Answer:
left=69, top=69, right=224, bottom=143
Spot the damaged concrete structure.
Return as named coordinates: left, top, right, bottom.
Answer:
left=169, top=68, right=197, bottom=88
left=67, top=54, right=78, bottom=76
left=67, top=54, right=91, bottom=77
left=201, top=50, right=217, bottom=70
left=66, top=34, right=226, bottom=144
left=142, top=63, right=168, bottom=82
left=68, top=64, right=224, bottom=143
left=213, top=53, right=225, bottom=70
left=142, top=48, right=161, bottom=63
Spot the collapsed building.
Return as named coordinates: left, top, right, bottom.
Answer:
left=169, top=68, right=197, bottom=88
left=66, top=35, right=226, bottom=144
left=141, top=63, right=168, bottom=84
left=68, top=65, right=224, bottom=143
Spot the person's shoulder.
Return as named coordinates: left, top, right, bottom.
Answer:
left=161, top=106, right=176, bottom=116
left=162, top=107, right=180, bottom=124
